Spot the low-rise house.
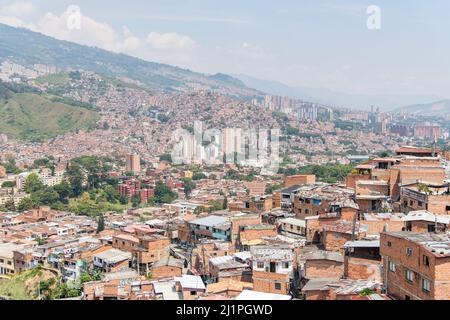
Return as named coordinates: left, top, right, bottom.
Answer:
left=191, top=241, right=235, bottom=276
left=303, top=251, right=344, bottom=280
left=251, top=245, right=298, bottom=296
left=279, top=217, right=307, bottom=238
left=112, top=232, right=170, bottom=273
left=93, top=248, right=132, bottom=273
left=230, top=213, right=261, bottom=246
left=13, top=248, right=40, bottom=273
left=403, top=210, right=450, bottom=233
left=83, top=270, right=153, bottom=300
left=238, top=224, right=277, bottom=250
left=360, top=212, right=405, bottom=236
left=151, top=256, right=184, bottom=280
left=292, top=183, right=357, bottom=220
left=174, top=275, right=206, bottom=300
left=301, top=278, right=382, bottom=300
left=400, top=182, right=450, bottom=215
left=380, top=231, right=450, bottom=300
left=188, top=215, right=231, bottom=242
left=206, top=279, right=253, bottom=298
left=209, top=255, right=251, bottom=283
left=0, top=242, right=26, bottom=275
left=343, top=240, right=382, bottom=282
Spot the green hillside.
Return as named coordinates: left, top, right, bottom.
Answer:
left=0, top=267, right=60, bottom=300
left=0, top=23, right=261, bottom=97
left=0, top=83, right=99, bottom=142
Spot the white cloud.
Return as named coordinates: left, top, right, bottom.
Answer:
left=35, top=10, right=119, bottom=51
left=0, top=5, right=197, bottom=67
left=1, top=1, right=37, bottom=17
left=0, top=15, right=26, bottom=28
left=146, top=32, right=196, bottom=49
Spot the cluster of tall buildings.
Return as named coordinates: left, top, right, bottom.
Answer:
left=262, top=95, right=333, bottom=122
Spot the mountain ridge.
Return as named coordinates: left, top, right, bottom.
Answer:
left=234, top=74, right=445, bottom=111
left=0, top=23, right=260, bottom=97
left=394, top=99, right=450, bottom=116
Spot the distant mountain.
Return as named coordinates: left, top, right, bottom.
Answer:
left=394, top=100, right=450, bottom=116
left=0, top=23, right=260, bottom=97
left=234, top=74, right=444, bottom=111
left=0, top=81, right=99, bottom=141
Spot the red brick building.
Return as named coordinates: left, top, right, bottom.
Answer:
left=380, top=231, right=450, bottom=300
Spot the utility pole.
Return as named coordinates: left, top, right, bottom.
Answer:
left=351, top=210, right=357, bottom=241
left=201, top=242, right=206, bottom=278
left=435, top=214, right=438, bottom=234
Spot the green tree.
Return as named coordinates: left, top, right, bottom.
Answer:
left=24, top=173, right=44, bottom=194
left=182, top=178, right=196, bottom=199
left=159, top=154, right=172, bottom=163
left=97, top=214, right=105, bottom=233
left=65, top=164, right=84, bottom=197
left=153, top=181, right=177, bottom=204
left=131, top=195, right=141, bottom=208
left=32, top=187, right=60, bottom=206
left=104, top=185, right=120, bottom=202
left=1, top=181, right=15, bottom=188
left=192, top=172, right=207, bottom=180
left=4, top=198, right=16, bottom=211
left=119, top=195, right=128, bottom=205
left=53, top=180, right=72, bottom=204
left=17, top=197, right=35, bottom=211
left=223, top=196, right=228, bottom=209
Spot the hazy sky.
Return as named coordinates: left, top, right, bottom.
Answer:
left=1, top=0, right=450, bottom=98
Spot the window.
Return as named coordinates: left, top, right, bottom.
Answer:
left=406, top=248, right=413, bottom=256
left=257, top=261, right=264, bottom=269
left=388, top=261, right=396, bottom=272
left=387, top=241, right=392, bottom=247
left=283, top=262, right=290, bottom=269
left=423, top=255, right=430, bottom=267
left=190, top=291, right=197, bottom=296
left=275, top=283, right=281, bottom=290
left=428, top=224, right=436, bottom=233
left=422, top=278, right=431, bottom=293
left=418, top=201, right=423, bottom=207
left=405, top=269, right=414, bottom=282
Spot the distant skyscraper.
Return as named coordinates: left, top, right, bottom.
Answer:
left=126, top=154, right=141, bottom=174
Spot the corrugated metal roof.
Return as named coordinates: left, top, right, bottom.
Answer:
left=343, top=240, right=380, bottom=248
left=174, top=275, right=206, bottom=290
left=189, top=215, right=229, bottom=228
